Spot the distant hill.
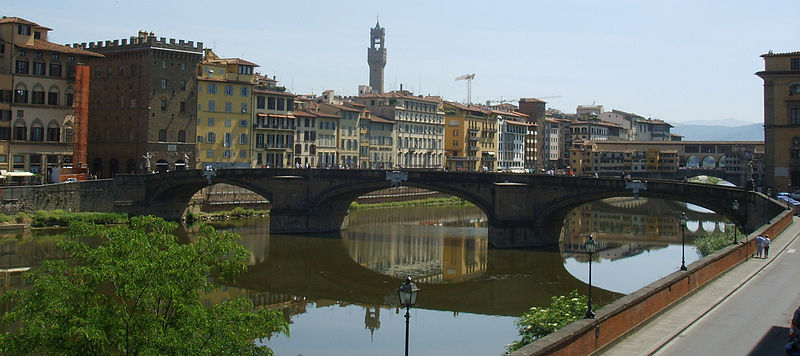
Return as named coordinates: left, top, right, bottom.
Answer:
left=671, top=123, right=763, bottom=141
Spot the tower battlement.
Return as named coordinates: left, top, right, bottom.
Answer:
left=69, top=31, right=203, bottom=53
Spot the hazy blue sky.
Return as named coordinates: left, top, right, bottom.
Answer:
left=5, top=0, right=799, bottom=124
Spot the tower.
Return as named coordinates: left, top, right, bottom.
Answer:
left=367, top=21, right=386, bottom=94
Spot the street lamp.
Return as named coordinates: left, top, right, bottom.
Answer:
left=398, top=276, right=420, bottom=356
left=732, top=200, right=740, bottom=244
left=584, top=235, right=596, bottom=319
left=679, top=212, right=688, bottom=271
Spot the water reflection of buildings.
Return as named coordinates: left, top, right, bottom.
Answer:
left=343, top=206, right=488, bottom=284
left=205, top=219, right=271, bottom=266
left=562, top=197, right=730, bottom=260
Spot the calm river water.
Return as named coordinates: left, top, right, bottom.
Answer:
left=0, top=197, right=727, bottom=356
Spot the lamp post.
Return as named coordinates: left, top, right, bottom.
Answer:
left=679, top=212, right=688, bottom=271
left=398, top=276, right=420, bottom=356
left=732, top=200, right=740, bottom=244
left=584, top=235, right=596, bottom=319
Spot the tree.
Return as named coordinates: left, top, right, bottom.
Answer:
left=505, top=290, right=589, bottom=354
left=0, top=216, right=288, bottom=355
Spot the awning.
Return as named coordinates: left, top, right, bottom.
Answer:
left=4, top=171, right=34, bottom=177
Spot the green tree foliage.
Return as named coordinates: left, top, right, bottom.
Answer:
left=505, top=290, right=589, bottom=354
left=0, top=216, right=288, bottom=355
left=694, top=227, right=736, bottom=257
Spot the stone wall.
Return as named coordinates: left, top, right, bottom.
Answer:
left=0, top=180, right=116, bottom=214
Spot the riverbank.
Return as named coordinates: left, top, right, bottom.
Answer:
left=185, top=207, right=268, bottom=223
left=0, top=210, right=127, bottom=229
left=349, top=196, right=474, bottom=211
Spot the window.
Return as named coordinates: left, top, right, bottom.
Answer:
left=792, top=84, right=800, bottom=95
left=49, top=63, right=62, bottom=77
left=15, top=60, right=29, bottom=74
left=180, top=81, right=186, bottom=91
left=17, top=24, right=30, bottom=35
left=241, top=103, right=248, bottom=113
left=206, top=132, right=216, bottom=143
left=240, top=150, right=247, bottom=158
left=240, top=120, right=248, bottom=127
left=223, top=150, right=232, bottom=158
left=14, top=89, right=28, bottom=104
left=14, top=125, right=27, bottom=141
left=268, top=97, right=276, bottom=110
left=47, top=90, right=58, bottom=105
left=161, top=79, right=167, bottom=90
left=47, top=126, right=60, bottom=141
left=177, top=130, right=185, bottom=142
left=31, top=125, right=44, bottom=141
left=208, top=117, right=215, bottom=126
left=0, top=127, right=9, bottom=140
left=208, top=100, right=215, bottom=112
left=241, top=87, right=249, bottom=97
left=158, top=129, right=167, bottom=142
left=52, top=54, right=59, bottom=61
left=33, top=62, right=45, bottom=75
left=129, top=97, right=136, bottom=108
left=238, top=65, right=252, bottom=75
left=225, top=102, right=232, bottom=113
left=225, top=119, right=232, bottom=127
left=162, top=60, right=167, bottom=69
left=277, top=98, right=284, bottom=111
left=208, top=84, right=217, bottom=94
left=257, top=96, right=265, bottom=109
left=793, top=108, right=800, bottom=125
left=32, top=89, right=45, bottom=104
left=206, top=149, right=214, bottom=158
left=180, top=63, right=186, bottom=71
left=180, top=101, right=186, bottom=113
left=161, top=99, right=167, bottom=111
left=793, top=58, right=800, bottom=71
left=224, top=133, right=233, bottom=147
left=224, top=86, right=233, bottom=96
left=239, top=133, right=248, bottom=144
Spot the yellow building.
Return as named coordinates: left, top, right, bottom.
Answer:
left=195, top=50, right=257, bottom=169
left=757, top=51, right=800, bottom=192
left=443, top=101, right=496, bottom=171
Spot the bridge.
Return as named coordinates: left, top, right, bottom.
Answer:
left=0, top=169, right=786, bottom=248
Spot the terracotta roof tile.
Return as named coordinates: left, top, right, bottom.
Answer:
left=0, top=17, right=51, bottom=30
left=18, top=39, right=103, bottom=57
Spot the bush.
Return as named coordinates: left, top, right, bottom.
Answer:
left=28, top=210, right=127, bottom=227
left=506, top=290, right=590, bottom=354
left=694, top=228, right=735, bottom=257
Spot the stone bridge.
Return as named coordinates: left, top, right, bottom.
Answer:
left=0, top=169, right=786, bottom=248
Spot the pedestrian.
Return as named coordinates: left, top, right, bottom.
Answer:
left=755, top=234, right=764, bottom=258
left=763, top=234, right=771, bottom=258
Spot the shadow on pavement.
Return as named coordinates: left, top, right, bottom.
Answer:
left=748, top=325, right=790, bottom=355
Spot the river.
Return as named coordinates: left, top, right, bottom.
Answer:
left=0, top=197, right=728, bottom=356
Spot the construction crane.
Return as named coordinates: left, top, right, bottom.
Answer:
left=455, top=73, right=476, bottom=105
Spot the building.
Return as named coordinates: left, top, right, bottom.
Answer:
left=356, top=91, right=444, bottom=169
left=79, top=31, right=203, bottom=176
left=0, top=17, right=101, bottom=182
left=292, top=108, right=318, bottom=168
left=319, top=103, right=360, bottom=168
left=195, top=50, right=257, bottom=169
left=757, top=50, right=800, bottom=192
left=494, top=110, right=529, bottom=172
left=518, top=97, right=547, bottom=166
left=252, top=81, right=295, bottom=168
left=442, top=101, right=498, bottom=171
left=367, top=21, right=386, bottom=94
left=364, top=113, right=395, bottom=169
left=541, top=118, right=561, bottom=169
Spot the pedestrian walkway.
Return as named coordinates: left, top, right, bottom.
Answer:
left=596, top=217, right=800, bottom=355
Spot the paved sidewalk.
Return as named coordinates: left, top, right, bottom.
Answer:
left=596, top=216, right=800, bottom=356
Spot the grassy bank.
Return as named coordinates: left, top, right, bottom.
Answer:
left=348, top=196, right=474, bottom=211
left=694, top=227, right=737, bottom=257
left=0, top=210, right=128, bottom=228
left=185, top=207, right=269, bottom=222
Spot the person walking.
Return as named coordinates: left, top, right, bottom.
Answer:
left=755, top=234, right=764, bottom=258
left=763, top=234, right=771, bottom=258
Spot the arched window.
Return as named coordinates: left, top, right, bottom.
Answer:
left=63, top=122, right=73, bottom=143
left=31, top=83, right=45, bottom=104
left=47, top=120, right=60, bottom=141
left=30, top=119, right=44, bottom=141
left=47, top=85, right=59, bottom=105
left=14, top=83, right=28, bottom=104
left=158, top=129, right=167, bottom=142
left=13, top=119, right=27, bottom=141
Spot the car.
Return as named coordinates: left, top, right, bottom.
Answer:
left=64, top=178, right=78, bottom=183
left=791, top=190, right=800, bottom=201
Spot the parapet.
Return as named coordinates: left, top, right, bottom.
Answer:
left=69, top=32, right=203, bottom=53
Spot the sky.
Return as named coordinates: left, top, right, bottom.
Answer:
left=5, top=0, right=800, bottom=125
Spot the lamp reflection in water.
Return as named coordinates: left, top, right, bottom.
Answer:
left=398, top=276, right=420, bottom=356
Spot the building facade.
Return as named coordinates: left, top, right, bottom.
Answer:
left=81, top=31, right=203, bottom=176
left=757, top=50, right=800, bottom=192
left=252, top=85, right=295, bottom=168
left=196, top=50, right=257, bottom=169
left=495, top=110, right=529, bottom=172
left=356, top=91, right=444, bottom=169
left=0, top=17, right=101, bottom=182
